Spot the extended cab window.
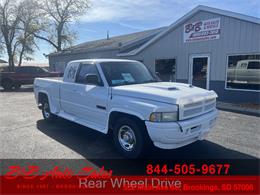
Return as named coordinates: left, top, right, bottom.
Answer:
left=76, top=64, right=102, bottom=85
left=240, top=63, right=247, bottom=68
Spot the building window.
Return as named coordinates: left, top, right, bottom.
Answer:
left=155, top=59, right=176, bottom=82
left=226, top=54, right=260, bottom=91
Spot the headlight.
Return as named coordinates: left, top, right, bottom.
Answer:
left=149, top=112, right=178, bottom=122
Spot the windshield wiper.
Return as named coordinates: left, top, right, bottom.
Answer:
left=141, top=79, right=158, bottom=84
left=112, top=79, right=158, bottom=86
left=113, top=81, right=137, bottom=86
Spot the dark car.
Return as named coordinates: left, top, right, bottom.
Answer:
left=0, top=66, right=61, bottom=90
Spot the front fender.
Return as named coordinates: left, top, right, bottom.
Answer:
left=104, top=95, right=178, bottom=133
left=103, top=108, right=146, bottom=134
left=109, top=108, right=145, bottom=120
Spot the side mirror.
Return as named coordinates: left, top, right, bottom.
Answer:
left=84, top=74, right=100, bottom=85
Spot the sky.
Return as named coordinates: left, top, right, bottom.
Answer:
left=1, top=0, right=260, bottom=65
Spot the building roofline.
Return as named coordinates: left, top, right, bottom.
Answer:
left=48, top=27, right=166, bottom=57
left=119, top=5, right=260, bottom=57
left=48, top=47, right=119, bottom=57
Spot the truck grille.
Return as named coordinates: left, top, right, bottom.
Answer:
left=183, top=107, right=203, bottom=116
left=180, top=98, right=216, bottom=120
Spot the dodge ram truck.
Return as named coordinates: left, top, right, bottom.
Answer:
left=227, top=59, right=260, bottom=85
left=34, top=59, right=218, bottom=158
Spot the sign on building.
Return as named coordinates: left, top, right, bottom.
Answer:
left=184, top=18, right=221, bottom=43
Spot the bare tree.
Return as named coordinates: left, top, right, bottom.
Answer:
left=17, top=0, right=42, bottom=66
left=35, top=0, right=90, bottom=51
left=0, top=33, right=4, bottom=56
left=0, top=0, right=90, bottom=68
left=0, top=0, right=21, bottom=68
left=0, top=0, right=41, bottom=68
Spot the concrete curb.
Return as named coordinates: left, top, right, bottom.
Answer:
left=217, top=102, right=260, bottom=117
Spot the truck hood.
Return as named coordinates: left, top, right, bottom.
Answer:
left=112, top=82, right=217, bottom=105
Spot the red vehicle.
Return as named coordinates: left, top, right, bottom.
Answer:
left=0, top=66, right=61, bottom=90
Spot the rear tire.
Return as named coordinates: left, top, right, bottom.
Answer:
left=41, top=97, right=56, bottom=121
left=113, top=117, right=148, bottom=159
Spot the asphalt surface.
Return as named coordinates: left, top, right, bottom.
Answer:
left=0, top=86, right=259, bottom=160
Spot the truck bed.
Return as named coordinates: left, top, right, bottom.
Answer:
left=34, top=77, right=63, bottom=115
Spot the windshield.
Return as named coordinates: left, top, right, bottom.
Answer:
left=100, top=61, right=158, bottom=86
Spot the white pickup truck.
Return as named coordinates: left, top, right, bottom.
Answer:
left=227, top=59, right=260, bottom=85
left=34, top=59, right=218, bottom=158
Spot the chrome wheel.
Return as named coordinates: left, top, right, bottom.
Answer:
left=43, top=102, right=50, bottom=119
left=118, top=125, right=136, bottom=151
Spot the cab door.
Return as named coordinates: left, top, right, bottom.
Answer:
left=15, top=67, right=36, bottom=84
left=72, top=63, right=109, bottom=131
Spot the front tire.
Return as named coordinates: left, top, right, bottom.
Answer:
left=113, top=117, right=147, bottom=158
left=41, top=98, right=56, bottom=121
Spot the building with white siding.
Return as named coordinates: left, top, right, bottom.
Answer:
left=49, top=5, right=260, bottom=103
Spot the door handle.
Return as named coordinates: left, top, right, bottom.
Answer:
left=96, top=105, right=106, bottom=110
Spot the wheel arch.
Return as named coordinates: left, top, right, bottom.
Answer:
left=38, top=92, right=48, bottom=103
left=106, top=109, right=146, bottom=135
left=37, top=91, right=51, bottom=109
left=1, top=77, right=14, bottom=87
left=1, top=77, right=14, bottom=83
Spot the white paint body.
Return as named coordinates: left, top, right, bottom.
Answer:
left=227, top=59, right=260, bottom=85
left=34, top=59, right=218, bottom=149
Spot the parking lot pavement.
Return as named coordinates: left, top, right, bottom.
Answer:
left=0, top=86, right=259, bottom=159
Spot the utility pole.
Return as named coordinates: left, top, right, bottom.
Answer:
left=107, top=30, right=110, bottom=40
